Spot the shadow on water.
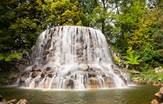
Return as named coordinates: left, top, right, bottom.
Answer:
left=0, top=85, right=159, bottom=104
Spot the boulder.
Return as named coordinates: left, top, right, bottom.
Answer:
left=45, top=67, right=51, bottom=71
left=41, top=73, right=45, bottom=78
left=16, top=99, right=28, bottom=104
left=88, top=77, right=99, bottom=88
left=155, top=87, right=163, bottom=101
left=151, top=99, right=160, bottom=104
left=0, top=95, right=18, bottom=104
left=151, top=87, right=163, bottom=104
left=47, top=73, right=53, bottom=78
left=65, top=79, right=74, bottom=89
left=31, top=72, right=38, bottom=78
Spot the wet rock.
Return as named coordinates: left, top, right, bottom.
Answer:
left=105, top=77, right=115, bottom=88
left=41, top=73, right=45, bottom=78
left=45, top=69, right=54, bottom=78
left=34, top=69, right=41, bottom=72
left=88, top=72, right=96, bottom=78
left=43, top=50, right=49, bottom=56
left=47, top=73, right=53, bottom=78
left=88, top=77, right=99, bottom=88
left=45, top=67, right=51, bottom=71
left=19, top=78, right=26, bottom=86
left=48, top=70, right=54, bottom=74
left=43, top=56, right=47, bottom=60
left=88, top=67, right=95, bottom=72
left=155, top=87, right=163, bottom=97
left=102, top=75, right=106, bottom=77
left=132, top=77, right=146, bottom=85
left=0, top=95, right=17, bottom=104
left=151, top=99, right=160, bottom=104
left=40, top=67, right=54, bottom=77
left=21, top=71, right=30, bottom=77
left=151, top=87, right=163, bottom=104
left=31, top=65, right=37, bottom=71
left=31, top=72, right=38, bottom=78
left=16, top=99, right=28, bottom=104
left=66, top=79, right=74, bottom=89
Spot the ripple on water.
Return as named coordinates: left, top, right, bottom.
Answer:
left=0, top=85, right=159, bottom=104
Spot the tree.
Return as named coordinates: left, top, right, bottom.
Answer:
left=36, top=0, right=85, bottom=26
left=112, top=0, right=163, bottom=69
left=0, top=0, right=86, bottom=71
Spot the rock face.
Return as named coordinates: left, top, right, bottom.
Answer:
left=151, top=87, right=163, bottom=104
left=18, top=26, right=130, bottom=89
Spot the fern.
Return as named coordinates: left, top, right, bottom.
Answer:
left=124, top=53, right=141, bottom=65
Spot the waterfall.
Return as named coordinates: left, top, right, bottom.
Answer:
left=18, top=26, right=129, bottom=89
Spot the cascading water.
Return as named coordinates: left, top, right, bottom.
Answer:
left=18, top=26, right=130, bottom=89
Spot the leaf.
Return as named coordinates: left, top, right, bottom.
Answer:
left=124, top=52, right=141, bottom=65
left=0, top=54, right=5, bottom=60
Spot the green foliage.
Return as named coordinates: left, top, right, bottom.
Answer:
left=0, top=0, right=43, bottom=59
left=124, top=52, right=141, bottom=65
left=0, top=52, right=22, bottom=62
left=113, top=55, right=121, bottom=64
left=0, top=0, right=87, bottom=72
left=112, top=0, right=163, bottom=71
left=39, top=0, right=85, bottom=25
left=140, top=70, right=163, bottom=83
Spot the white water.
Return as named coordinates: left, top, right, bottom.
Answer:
left=18, top=26, right=129, bottom=89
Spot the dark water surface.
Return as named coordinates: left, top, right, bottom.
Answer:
left=0, top=85, right=158, bottom=104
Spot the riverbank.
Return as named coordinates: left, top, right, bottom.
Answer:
left=132, top=78, right=163, bottom=87
left=130, top=69, right=163, bottom=87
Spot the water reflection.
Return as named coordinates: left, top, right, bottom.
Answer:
left=0, top=85, right=158, bottom=104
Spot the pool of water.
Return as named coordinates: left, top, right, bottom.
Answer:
left=0, top=85, right=158, bottom=104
